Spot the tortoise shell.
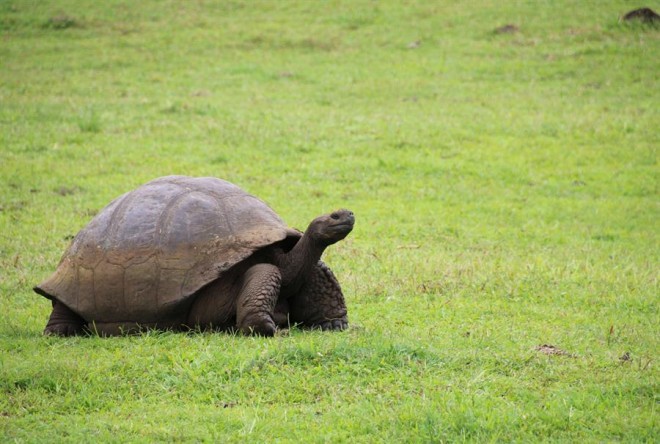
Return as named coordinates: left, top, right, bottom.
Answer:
left=34, top=176, right=300, bottom=324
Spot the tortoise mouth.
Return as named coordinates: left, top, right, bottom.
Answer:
left=326, top=219, right=354, bottom=242
left=308, top=209, right=355, bottom=245
left=330, top=221, right=354, bottom=233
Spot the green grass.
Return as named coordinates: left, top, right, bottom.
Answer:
left=1, top=0, right=658, bottom=441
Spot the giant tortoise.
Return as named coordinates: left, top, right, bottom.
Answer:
left=34, top=175, right=355, bottom=336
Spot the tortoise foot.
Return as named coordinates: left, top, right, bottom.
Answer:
left=314, top=318, right=348, bottom=331
left=240, top=315, right=276, bottom=337
left=44, top=301, right=87, bottom=336
left=44, top=322, right=86, bottom=337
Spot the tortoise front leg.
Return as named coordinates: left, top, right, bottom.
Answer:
left=44, top=301, right=88, bottom=336
left=289, top=261, right=348, bottom=331
left=236, top=264, right=282, bottom=336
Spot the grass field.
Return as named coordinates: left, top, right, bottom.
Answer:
left=1, top=1, right=658, bottom=441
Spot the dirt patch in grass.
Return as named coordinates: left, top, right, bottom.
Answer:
left=534, top=344, right=576, bottom=357
left=493, top=24, right=519, bottom=34
left=43, top=15, right=82, bottom=30
left=621, top=8, right=660, bottom=24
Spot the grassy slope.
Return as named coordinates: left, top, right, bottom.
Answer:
left=1, top=1, right=658, bottom=441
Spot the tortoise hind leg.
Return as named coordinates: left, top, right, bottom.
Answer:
left=44, top=301, right=88, bottom=336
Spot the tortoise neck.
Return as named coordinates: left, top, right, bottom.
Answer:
left=279, top=233, right=325, bottom=295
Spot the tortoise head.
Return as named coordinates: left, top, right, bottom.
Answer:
left=306, top=209, right=355, bottom=246
left=278, top=209, right=354, bottom=294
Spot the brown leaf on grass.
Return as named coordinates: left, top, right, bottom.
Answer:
left=534, top=344, right=576, bottom=357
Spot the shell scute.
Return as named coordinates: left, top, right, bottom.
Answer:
left=35, top=176, right=292, bottom=323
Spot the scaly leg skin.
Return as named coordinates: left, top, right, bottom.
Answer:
left=289, top=261, right=348, bottom=331
left=236, top=264, right=282, bottom=336
left=44, top=301, right=88, bottom=336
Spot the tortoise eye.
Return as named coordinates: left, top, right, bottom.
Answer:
left=330, top=213, right=340, bottom=220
